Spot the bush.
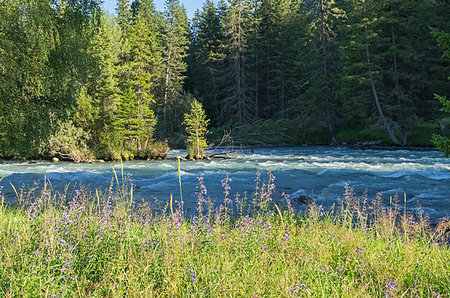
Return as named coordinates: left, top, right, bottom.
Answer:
left=139, top=141, right=170, bottom=160
left=43, top=120, right=93, bottom=162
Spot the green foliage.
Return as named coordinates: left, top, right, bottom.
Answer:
left=1, top=0, right=450, bottom=157
left=183, top=100, right=210, bottom=159
left=157, top=0, right=190, bottom=138
left=432, top=134, right=450, bottom=157
left=115, top=86, right=157, bottom=151
left=432, top=94, right=450, bottom=157
left=0, top=0, right=100, bottom=157
left=186, top=0, right=227, bottom=125
left=431, top=28, right=450, bottom=157
left=139, top=141, right=170, bottom=160
left=113, top=1, right=160, bottom=154
left=44, top=120, right=93, bottom=162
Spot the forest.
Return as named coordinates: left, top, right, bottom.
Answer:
left=0, top=0, right=449, bottom=161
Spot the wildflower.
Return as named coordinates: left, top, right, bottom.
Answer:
left=387, top=281, right=397, bottom=291
left=285, top=232, right=290, bottom=242
left=221, top=174, right=232, bottom=197
left=196, top=174, right=207, bottom=214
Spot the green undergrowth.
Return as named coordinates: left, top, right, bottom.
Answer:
left=0, top=176, right=448, bottom=297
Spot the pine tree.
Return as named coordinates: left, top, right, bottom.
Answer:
left=258, top=0, right=303, bottom=120
left=339, top=0, right=448, bottom=145
left=223, top=0, right=252, bottom=124
left=159, top=0, right=190, bottom=138
left=88, top=12, right=121, bottom=150
left=116, top=0, right=131, bottom=37
left=187, top=0, right=227, bottom=124
left=115, top=0, right=159, bottom=151
left=339, top=0, right=401, bottom=144
left=296, top=0, right=345, bottom=144
left=183, top=99, right=210, bottom=159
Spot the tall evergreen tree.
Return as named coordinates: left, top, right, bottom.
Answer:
left=115, top=0, right=159, bottom=151
left=116, top=0, right=132, bottom=37
left=188, top=0, right=227, bottom=124
left=223, top=0, right=252, bottom=123
left=85, top=12, right=121, bottom=150
left=159, top=0, right=190, bottom=138
left=296, top=0, right=345, bottom=144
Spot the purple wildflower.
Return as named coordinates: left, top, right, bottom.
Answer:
left=221, top=174, right=232, bottom=207
left=196, top=174, right=207, bottom=214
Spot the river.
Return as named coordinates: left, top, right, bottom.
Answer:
left=0, top=146, right=449, bottom=222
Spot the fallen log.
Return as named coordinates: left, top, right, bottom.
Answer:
left=208, top=150, right=241, bottom=158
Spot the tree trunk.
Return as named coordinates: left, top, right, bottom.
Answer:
left=365, top=43, right=400, bottom=145
left=255, top=47, right=259, bottom=118
left=137, top=63, right=142, bottom=151
left=196, top=117, right=200, bottom=158
left=320, top=0, right=336, bottom=143
left=163, top=56, right=170, bottom=139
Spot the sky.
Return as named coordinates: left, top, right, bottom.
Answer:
left=101, top=0, right=205, bottom=19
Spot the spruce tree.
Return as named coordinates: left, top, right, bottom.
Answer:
left=116, top=0, right=131, bottom=37
left=90, top=13, right=121, bottom=150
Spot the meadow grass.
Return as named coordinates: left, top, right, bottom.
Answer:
left=0, top=173, right=448, bottom=297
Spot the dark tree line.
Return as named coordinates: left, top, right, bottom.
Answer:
left=187, top=0, right=449, bottom=145
left=0, top=0, right=449, bottom=160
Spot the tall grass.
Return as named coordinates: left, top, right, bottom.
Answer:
left=0, top=172, right=448, bottom=297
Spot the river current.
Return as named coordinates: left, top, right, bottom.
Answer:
left=0, top=146, right=449, bottom=222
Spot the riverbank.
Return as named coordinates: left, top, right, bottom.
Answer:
left=0, top=143, right=442, bottom=165
left=0, top=181, right=448, bottom=297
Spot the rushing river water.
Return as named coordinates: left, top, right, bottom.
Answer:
left=0, top=146, right=449, bottom=222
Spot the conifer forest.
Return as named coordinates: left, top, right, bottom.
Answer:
left=0, top=0, right=449, bottom=161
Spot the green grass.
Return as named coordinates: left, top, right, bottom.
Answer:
left=0, top=178, right=449, bottom=297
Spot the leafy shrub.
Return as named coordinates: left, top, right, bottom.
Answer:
left=139, top=141, right=170, bottom=160
left=44, top=120, right=93, bottom=162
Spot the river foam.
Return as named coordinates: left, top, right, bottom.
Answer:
left=0, top=146, right=448, bottom=222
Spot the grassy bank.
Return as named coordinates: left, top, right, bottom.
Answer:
left=0, top=175, right=449, bottom=297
